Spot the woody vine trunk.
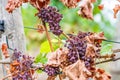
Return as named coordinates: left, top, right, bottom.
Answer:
left=0, top=0, right=26, bottom=78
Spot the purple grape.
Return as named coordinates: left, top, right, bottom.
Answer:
left=65, top=31, right=98, bottom=69
left=65, top=32, right=87, bottom=64
left=12, top=49, right=22, bottom=61
left=11, top=50, right=34, bottom=80
left=44, top=65, right=60, bottom=76
left=37, top=6, right=63, bottom=35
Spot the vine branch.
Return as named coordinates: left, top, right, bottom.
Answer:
left=42, top=21, right=54, bottom=52
left=95, top=57, right=120, bottom=65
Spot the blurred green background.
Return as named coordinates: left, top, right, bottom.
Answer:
left=21, top=0, right=115, bottom=64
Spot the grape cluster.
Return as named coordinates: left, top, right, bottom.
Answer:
left=65, top=32, right=95, bottom=68
left=37, top=6, right=63, bottom=35
left=13, top=71, right=32, bottom=80
left=22, top=55, right=34, bottom=70
left=44, top=65, right=60, bottom=76
left=11, top=50, right=34, bottom=80
left=65, top=34, right=87, bottom=63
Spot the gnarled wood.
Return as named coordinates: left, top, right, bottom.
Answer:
left=0, top=0, right=26, bottom=78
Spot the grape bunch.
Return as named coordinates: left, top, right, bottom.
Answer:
left=11, top=50, right=34, bottom=80
left=37, top=6, right=63, bottom=35
left=65, top=34, right=87, bottom=64
left=44, top=65, right=60, bottom=76
left=65, top=32, right=96, bottom=68
left=22, top=55, right=34, bottom=70
left=13, top=71, right=32, bottom=80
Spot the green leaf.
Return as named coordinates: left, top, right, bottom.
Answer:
left=36, top=69, right=43, bottom=73
left=34, top=40, right=60, bottom=64
left=101, top=44, right=113, bottom=55
left=34, top=53, right=47, bottom=64
left=40, top=41, right=51, bottom=53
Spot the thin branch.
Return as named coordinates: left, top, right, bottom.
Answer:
left=1, top=73, right=12, bottom=80
left=103, top=39, right=120, bottom=44
left=95, top=48, right=120, bottom=65
left=24, top=27, right=39, bottom=30
left=0, top=60, right=11, bottom=64
left=24, top=27, right=51, bottom=32
left=112, top=49, right=120, bottom=53
left=59, top=75, right=63, bottom=80
left=62, top=32, right=70, bottom=40
left=97, top=54, right=115, bottom=59
left=95, top=57, right=120, bottom=65
left=42, top=21, right=54, bottom=52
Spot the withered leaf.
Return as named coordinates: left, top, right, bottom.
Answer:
left=63, top=60, right=91, bottom=80
left=29, top=0, right=50, bottom=10
left=78, top=0, right=93, bottom=20
left=6, top=0, right=50, bottom=13
left=98, top=4, right=104, bottom=10
left=86, top=43, right=98, bottom=58
left=1, top=43, right=9, bottom=58
left=90, top=0, right=96, bottom=3
left=37, top=24, right=44, bottom=33
left=11, top=60, right=20, bottom=66
left=60, top=0, right=80, bottom=8
left=86, top=32, right=105, bottom=43
left=93, top=68, right=111, bottom=80
left=113, top=4, right=120, bottom=18
left=47, top=76, right=56, bottom=80
left=47, top=48, right=68, bottom=67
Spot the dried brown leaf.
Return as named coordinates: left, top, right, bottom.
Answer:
left=29, top=0, right=50, bottom=10
left=6, top=0, right=25, bottom=13
left=6, top=0, right=50, bottom=13
left=78, top=0, right=93, bottom=20
left=1, top=43, right=9, bottom=58
left=63, top=60, right=91, bottom=80
left=85, top=32, right=105, bottom=58
left=90, top=0, right=96, bottom=3
left=10, top=60, right=20, bottom=73
left=47, top=76, right=56, bottom=80
left=86, top=32, right=105, bottom=43
left=60, top=0, right=80, bottom=8
left=98, top=4, right=104, bottom=10
left=113, top=4, right=120, bottom=18
left=47, top=48, right=68, bottom=67
left=86, top=43, right=98, bottom=58
left=93, top=68, right=111, bottom=80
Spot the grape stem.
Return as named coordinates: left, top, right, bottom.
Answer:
left=0, top=60, right=11, bottom=64
left=95, top=57, right=120, bottom=65
left=62, top=32, right=70, bottom=40
left=59, top=75, right=63, bottom=80
left=42, top=21, right=54, bottom=52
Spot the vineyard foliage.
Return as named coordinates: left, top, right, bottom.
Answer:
left=1, top=0, right=120, bottom=80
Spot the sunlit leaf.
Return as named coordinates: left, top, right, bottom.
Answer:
left=101, top=44, right=113, bottom=55
left=40, top=41, right=51, bottom=53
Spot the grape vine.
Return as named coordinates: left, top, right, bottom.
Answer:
left=1, top=0, right=120, bottom=80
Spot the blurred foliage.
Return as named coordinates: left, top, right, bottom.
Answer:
left=100, top=42, right=113, bottom=55
left=21, top=0, right=115, bottom=63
